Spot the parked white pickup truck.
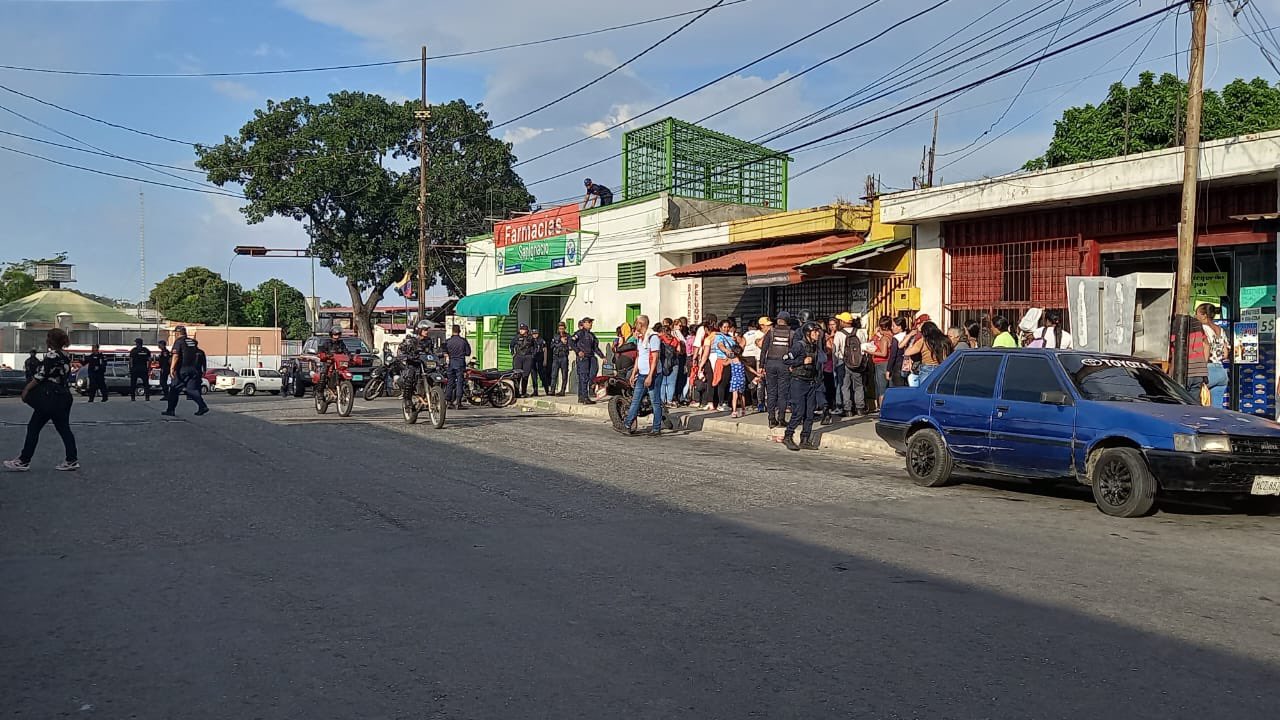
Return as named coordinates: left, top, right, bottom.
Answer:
left=216, top=367, right=284, bottom=396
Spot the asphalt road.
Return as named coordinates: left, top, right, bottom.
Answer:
left=2, top=393, right=1278, bottom=719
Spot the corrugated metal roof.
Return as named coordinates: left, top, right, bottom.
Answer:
left=658, top=234, right=863, bottom=283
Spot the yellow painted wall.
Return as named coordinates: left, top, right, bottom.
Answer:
left=728, top=203, right=871, bottom=243
left=869, top=198, right=913, bottom=243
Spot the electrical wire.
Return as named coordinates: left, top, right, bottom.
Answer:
left=0, top=2, right=749, bottom=78
left=490, top=0, right=727, bottom=131
left=0, top=82, right=200, bottom=145
left=512, top=0, right=890, bottom=168
left=0, top=143, right=240, bottom=196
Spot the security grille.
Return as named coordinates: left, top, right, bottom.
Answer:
left=775, top=278, right=850, bottom=319
left=946, top=235, right=1082, bottom=329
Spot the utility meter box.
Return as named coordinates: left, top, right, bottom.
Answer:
left=1067, top=273, right=1173, bottom=360
left=892, top=287, right=921, bottom=313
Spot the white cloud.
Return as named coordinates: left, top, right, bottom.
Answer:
left=251, top=42, right=286, bottom=58
left=583, top=48, right=636, bottom=79
left=502, top=126, right=553, bottom=145
left=578, top=104, right=640, bottom=139
left=211, top=80, right=258, bottom=102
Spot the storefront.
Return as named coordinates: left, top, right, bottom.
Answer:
left=881, top=130, right=1280, bottom=418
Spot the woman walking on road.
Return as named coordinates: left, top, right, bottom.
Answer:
left=5, top=328, right=79, bottom=472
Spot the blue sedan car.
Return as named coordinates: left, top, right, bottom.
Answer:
left=876, top=349, right=1280, bottom=517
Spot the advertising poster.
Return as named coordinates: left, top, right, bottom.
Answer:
left=1192, top=272, right=1228, bottom=307
left=1234, top=322, right=1259, bottom=364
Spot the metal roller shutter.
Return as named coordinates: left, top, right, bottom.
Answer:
left=775, top=278, right=850, bottom=319
left=701, top=276, right=765, bottom=325
left=493, top=314, right=516, bottom=371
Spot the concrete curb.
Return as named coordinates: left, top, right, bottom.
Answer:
left=517, top=397, right=898, bottom=459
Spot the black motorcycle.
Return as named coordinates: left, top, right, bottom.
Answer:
left=604, top=372, right=675, bottom=433
left=362, top=357, right=404, bottom=401
left=403, top=353, right=447, bottom=428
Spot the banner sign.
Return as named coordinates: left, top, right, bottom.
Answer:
left=494, top=204, right=581, bottom=249
left=1192, top=272, right=1228, bottom=307
left=497, top=234, right=584, bottom=275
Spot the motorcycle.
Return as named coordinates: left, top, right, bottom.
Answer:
left=314, top=351, right=360, bottom=417
left=598, top=361, right=675, bottom=433
left=464, top=361, right=517, bottom=408
left=403, top=352, right=447, bottom=428
left=362, top=357, right=404, bottom=401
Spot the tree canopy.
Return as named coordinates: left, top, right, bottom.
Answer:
left=195, top=91, right=533, bottom=346
left=0, top=263, right=38, bottom=305
left=244, top=278, right=310, bottom=339
left=149, top=266, right=246, bottom=326
left=1024, top=73, right=1280, bottom=170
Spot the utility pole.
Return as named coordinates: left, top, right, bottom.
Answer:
left=415, top=45, right=430, bottom=321
left=1172, top=0, right=1208, bottom=384
left=926, top=109, right=939, bottom=188
left=138, top=190, right=146, bottom=318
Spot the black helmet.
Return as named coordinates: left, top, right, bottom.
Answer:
left=801, top=321, right=823, bottom=336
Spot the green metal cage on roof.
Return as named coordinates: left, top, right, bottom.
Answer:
left=622, top=118, right=790, bottom=209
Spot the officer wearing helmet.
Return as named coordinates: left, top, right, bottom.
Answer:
left=316, top=324, right=349, bottom=392
left=782, top=320, right=824, bottom=451
left=397, top=320, right=434, bottom=401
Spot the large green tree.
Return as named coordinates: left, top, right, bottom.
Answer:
left=1024, top=73, right=1280, bottom=170
left=149, top=266, right=246, bottom=326
left=244, top=278, right=310, bottom=339
left=0, top=263, right=38, bottom=305
left=195, top=91, right=532, bottom=347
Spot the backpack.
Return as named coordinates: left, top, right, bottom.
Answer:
left=841, top=329, right=863, bottom=370
left=658, top=337, right=678, bottom=375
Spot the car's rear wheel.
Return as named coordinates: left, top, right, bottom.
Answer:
left=905, top=428, right=954, bottom=487
left=243, top=384, right=256, bottom=397
left=1090, top=447, right=1157, bottom=518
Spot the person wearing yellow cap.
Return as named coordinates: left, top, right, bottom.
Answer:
left=833, top=312, right=867, bottom=417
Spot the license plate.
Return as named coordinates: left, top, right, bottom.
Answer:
left=352, top=375, right=363, bottom=381
left=1251, top=476, right=1280, bottom=496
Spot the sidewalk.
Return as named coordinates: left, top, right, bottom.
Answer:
left=517, top=394, right=897, bottom=459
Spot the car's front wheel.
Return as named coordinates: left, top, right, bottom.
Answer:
left=1090, top=447, right=1157, bottom=518
left=905, top=428, right=954, bottom=487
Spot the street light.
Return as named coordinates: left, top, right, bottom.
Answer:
left=230, top=244, right=321, bottom=338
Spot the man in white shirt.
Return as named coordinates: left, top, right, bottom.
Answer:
left=619, top=314, right=663, bottom=437
left=742, top=320, right=765, bottom=411
left=834, top=312, right=868, bottom=417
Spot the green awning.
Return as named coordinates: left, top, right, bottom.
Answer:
left=797, top=237, right=907, bottom=269
left=454, top=278, right=575, bottom=317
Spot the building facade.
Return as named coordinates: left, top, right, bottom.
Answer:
left=881, top=130, right=1280, bottom=418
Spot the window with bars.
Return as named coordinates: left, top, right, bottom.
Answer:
left=946, top=235, right=1082, bottom=331
left=617, top=261, right=646, bottom=291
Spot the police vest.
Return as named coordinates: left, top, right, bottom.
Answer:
left=512, top=334, right=534, bottom=357
left=764, top=325, right=793, bottom=361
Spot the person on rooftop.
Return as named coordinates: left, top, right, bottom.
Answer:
left=582, top=178, right=614, bottom=209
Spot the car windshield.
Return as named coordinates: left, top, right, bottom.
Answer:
left=1057, top=354, right=1195, bottom=404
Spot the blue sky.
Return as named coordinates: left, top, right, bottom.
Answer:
left=2, top=0, right=1277, bottom=305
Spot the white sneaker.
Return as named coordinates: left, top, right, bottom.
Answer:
left=4, top=458, right=30, bottom=472
left=55, top=460, right=80, bottom=472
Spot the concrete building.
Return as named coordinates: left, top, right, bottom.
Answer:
left=881, top=130, right=1279, bottom=417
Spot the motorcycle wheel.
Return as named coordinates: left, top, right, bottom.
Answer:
left=490, top=380, right=515, bottom=408
left=363, top=376, right=383, bottom=401
left=403, top=395, right=419, bottom=424
left=337, top=380, right=355, bottom=417
left=428, top=385, right=446, bottom=429
left=608, top=394, right=630, bottom=432
left=314, top=386, right=329, bottom=414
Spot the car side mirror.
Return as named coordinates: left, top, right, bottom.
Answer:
left=1040, top=390, right=1069, bottom=405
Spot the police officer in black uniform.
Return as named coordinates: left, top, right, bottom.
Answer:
left=571, top=318, right=603, bottom=404
left=397, top=321, right=433, bottom=402
left=783, top=321, right=824, bottom=451
left=548, top=322, right=573, bottom=396
left=443, top=324, right=471, bottom=409
left=508, top=324, right=536, bottom=398
left=127, top=337, right=152, bottom=401
left=759, top=311, right=794, bottom=428
left=317, top=324, right=349, bottom=393
left=163, top=326, right=209, bottom=416
left=85, top=344, right=109, bottom=402
left=23, top=349, right=39, bottom=381
left=529, top=328, right=548, bottom=397
left=155, top=339, right=172, bottom=402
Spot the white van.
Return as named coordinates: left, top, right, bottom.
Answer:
left=217, top=367, right=284, bottom=396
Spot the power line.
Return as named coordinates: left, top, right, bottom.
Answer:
left=0, top=2, right=750, bottom=79
left=491, top=0, right=727, bottom=131
left=0, top=82, right=200, bottom=145
left=513, top=0, right=890, bottom=168
left=0, top=143, right=240, bottom=196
